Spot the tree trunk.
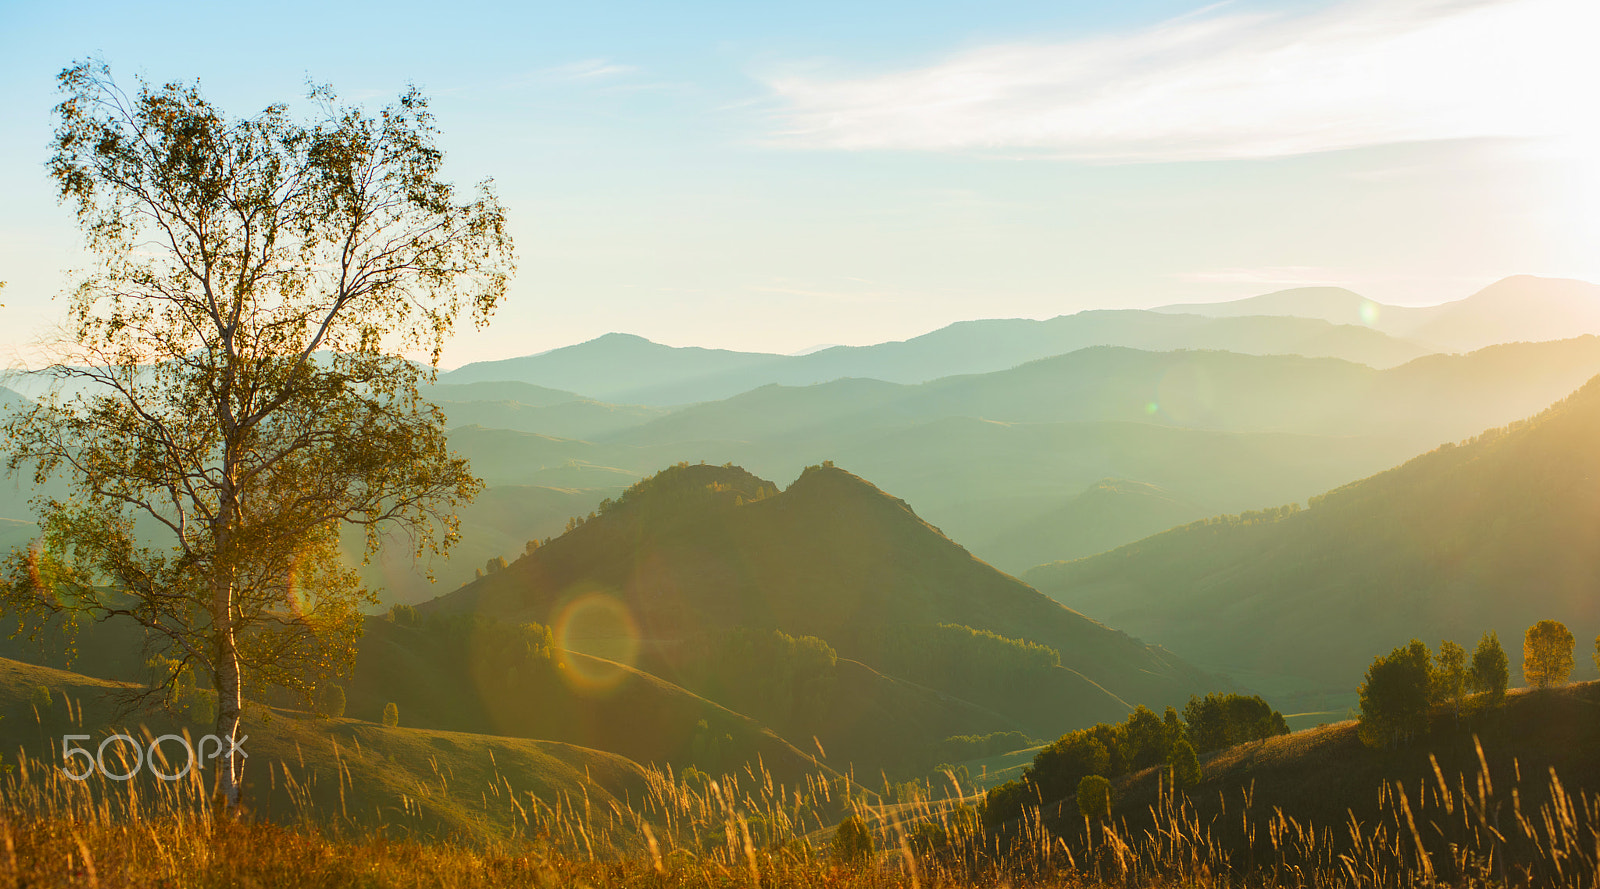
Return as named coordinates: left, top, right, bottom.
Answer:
left=212, top=486, right=245, bottom=811
left=213, top=586, right=244, bottom=810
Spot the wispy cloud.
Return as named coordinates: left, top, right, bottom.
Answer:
left=542, top=59, right=638, bottom=81
left=761, top=0, right=1599, bottom=161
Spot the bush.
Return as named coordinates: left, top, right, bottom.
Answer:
left=389, top=603, right=421, bottom=628
left=829, top=815, right=874, bottom=865
left=1469, top=631, right=1509, bottom=707
left=30, top=685, right=51, bottom=714
left=1076, top=774, right=1113, bottom=819
left=1184, top=693, right=1290, bottom=753
left=1359, top=640, right=1432, bottom=748
left=382, top=702, right=399, bottom=728
left=1168, top=738, right=1201, bottom=789
left=317, top=685, right=346, bottom=719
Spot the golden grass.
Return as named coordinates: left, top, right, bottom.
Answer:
left=6, top=724, right=1600, bottom=889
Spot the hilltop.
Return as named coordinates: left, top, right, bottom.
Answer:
left=1028, top=373, right=1600, bottom=697
left=426, top=463, right=1216, bottom=748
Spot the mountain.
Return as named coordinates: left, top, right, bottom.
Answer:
left=1407, top=275, right=1600, bottom=352
left=969, top=478, right=1204, bottom=572
left=425, top=463, right=1217, bottom=736
left=441, top=312, right=1435, bottom=406
left=440, top=333, right=786, bottom=404
left=610, top=338, right=1600, bottom=446
left=1158, top=275, right=1600, bottom=353
left=1026, top=374, right=1600, bottom=700
left=415, top=338, right=1600, bottom=583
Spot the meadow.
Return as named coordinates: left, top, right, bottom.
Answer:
left=5, top=681, right=1600, bottom=888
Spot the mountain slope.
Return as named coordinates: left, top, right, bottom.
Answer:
left=1026, top=374, right=1600, bottom=697
left=427, top=463, right=1215, bottom=722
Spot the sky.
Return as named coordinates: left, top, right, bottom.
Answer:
left=0, top=0, right=1597, bottom=366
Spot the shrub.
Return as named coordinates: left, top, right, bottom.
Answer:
left=389, top=603, right=422, bottom=628
left=1168, top=738, right=1201, bottom=789
left=1076, top=774, right=1113, bottom=819
left=829, top=815, right=874, bottom=865
left=317, top=685, right=347, bottom=719
left=382, top=702, right=400, bottom=728
left=1469, top=631, right=1509, bottom=707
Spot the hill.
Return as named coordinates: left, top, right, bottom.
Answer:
left=426, top=463, right=1216, bottom=733
left=1159, top=275, right=1600, bottom=353
left=1037, top=682, right=1600, bottom=886
left=1027, top=374, right=1600, bottom=700
left=0, top=655, right=653, bottom=842
left=441, top=312, right=1435, bottom=406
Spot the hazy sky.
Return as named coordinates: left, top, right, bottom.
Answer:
left=1, top=0, right=1596, bottom=366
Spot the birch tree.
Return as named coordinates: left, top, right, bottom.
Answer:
left=0, top=60, right=513, bottom=808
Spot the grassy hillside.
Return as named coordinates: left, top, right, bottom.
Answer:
left=1049, top=681, right=1600, bottom=886
left=0, top=655, right=652, bottom=842
left=345, top=614, right=833, bottom=783
left=427, top=463, right=1216, bottom=729
left=1028, top=374, right=1600, bottom=699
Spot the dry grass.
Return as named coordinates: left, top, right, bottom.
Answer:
left=6, top=684, right=1600, bottom=887
left=5, top=726, right=1600, bottom=889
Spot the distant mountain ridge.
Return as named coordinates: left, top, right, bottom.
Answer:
left=442, top=311, right=1434, bottom=405
left=1026, top=372, right=1600, bottom=699
left=1156, top=275, right=1600, bottom=353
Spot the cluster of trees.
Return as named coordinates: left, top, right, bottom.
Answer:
left=1183, top=692, right=1290, bottom=753
left=865, top=623, right=1061, bottom=706
left=984, top=693, right=1287, bottom=825
left=925, top=731, right=1037, bottom=772
left=596, top=462, right=778, bottom=522
left=1360, top=620, right=1600, bottom=749
left=678, top=628, right=838, bottom=735
left=1354, top=622, right=1599, bottom=748
left=1358, top=632, right=1507, bottom=748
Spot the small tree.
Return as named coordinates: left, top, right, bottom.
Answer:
left=1076, top=774, right=1113, bottom=819
left=1469, top=631, right=1509, bottom=707
left=1167, top=738, right=1201, bottom=789
left=1358, top=639, right=1432, bottom=748
left=0, top=62, right=510, bottom=809
left=1524, top=620, right=1575, bottom=689
left=382, top=702, right=400, bottom=728
left=830, top=815, right=874, bottom=865
left=30, top=684, right=52, bottom=716
left=316, top=684, right=346, bottom=719
left=1433, top=640, right=1468, bottom=718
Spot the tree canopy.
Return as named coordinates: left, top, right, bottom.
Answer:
left=1357, top=640, right=1433, bottom=748
left=0, top=61, right=512, bottom=807
left=1523, top=620, right=1575, bottom=689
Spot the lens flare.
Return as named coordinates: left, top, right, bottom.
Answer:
left=1359, top=300, right=1380, bottom=326
left=552, top=591, right=641, bottom=694
left=1155, top=362, right=1216, bottom=426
